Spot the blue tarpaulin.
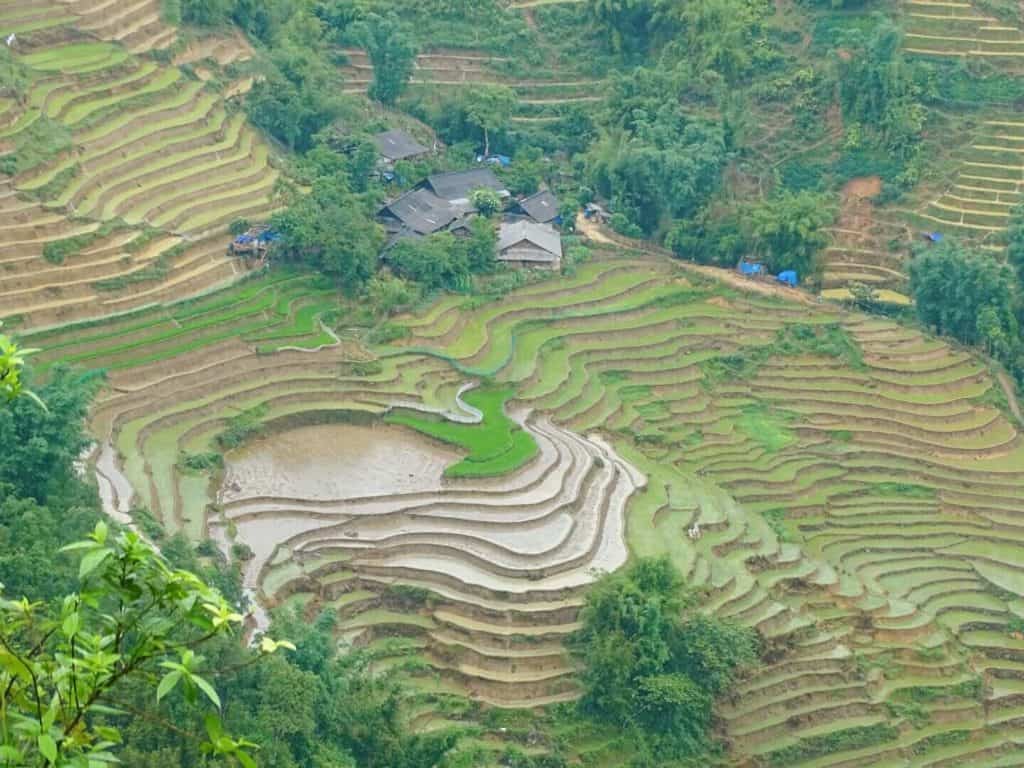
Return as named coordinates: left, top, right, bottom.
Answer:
left=740, top=262, right=763, bottom=276
left=924, top=232, right=943, bottom=243
left=777, top=270, right=798, bottom=286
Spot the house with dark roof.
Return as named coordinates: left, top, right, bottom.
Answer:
left=372, top=129, right=430, bottom=163
left=423, top=168, right=510, bottom=206
left=497, top=220, right=562, bottom=270
left=378, top=188, right=457, bottom=236
left=516, top=189, right=560, bottom=224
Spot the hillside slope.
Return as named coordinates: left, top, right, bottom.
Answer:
left=0, top=2, right=276, bottom=330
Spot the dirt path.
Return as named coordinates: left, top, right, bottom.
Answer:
left=575, top=215, right=820, bottom=306
left=997, top=370, right=1023, bottom=422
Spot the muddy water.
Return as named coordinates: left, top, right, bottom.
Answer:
left=221, top=422, right=462, bottom=503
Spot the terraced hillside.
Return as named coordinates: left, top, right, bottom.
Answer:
left=0, top=7, right=277, bottom=329
left=340, top=48, right=601, bottom=125
left=904, top=0, right=1024, bottom=60
left=29, top=243, right=1024, bottom=763
left=911, top=115, right=1024, bottom=242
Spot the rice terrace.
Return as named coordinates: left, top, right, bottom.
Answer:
left=3, top=0, right=1024, bottom=767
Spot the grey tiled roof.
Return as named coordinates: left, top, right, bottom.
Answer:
left=372, top=129, right=429, bottom=161
left=518, top=189, right=560, bottom=223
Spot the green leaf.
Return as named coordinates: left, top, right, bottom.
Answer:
left=156, top=670, right=182, bottom=703
left=38, top=734, right=57, bottom=764
left=62, top=612, right=80, bottom=638
left=93, top=520, right=108, bottom=545
left=236, top=750, right=257, bottom=768
left=191, top=674, right=221, bottom=709
left=0, top=649, right=32, bottom=682
left=204, top=714, right=224, bottom=742
left=0, top=746, right=22, bottom=762
left=79, top=547, right=112, bottom=579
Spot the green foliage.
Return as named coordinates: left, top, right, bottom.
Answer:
left=470, top=187, right=502, bottom=217
left=572, top=557, right=759, bottom=759
left=761, top=508, right=792, bottom=542
left=587, top=66, right=728, bottom=236
left=910, top=240, right=1019, bottom=353
left=911, top=729, right=971, bottom=756
left=759, top=723, right=900, bottom=766
left=386, top=387, right=539, bottom=478
left=870, top=482, right=936, bottom=498
left=462, top=84, right=518, bottom=156
left=177, top=451, right=224, bottom=473
left=271, top=156, right=384, bottom=293
left=736, top=405, right=795, bottom=453
left=702, top=323, right=863, bottom=385
left=837, top=18, right=928, bottom=168
left=245, top=10, right=352, bottom=152
left=0, top=117, right=71, bottom=176
left=0, top=520, right=290, bottom=767
left=215, top=405, right=267, bottom=451
left=359, top=13, right=417, bottom=106
left=180, top=0, right=233, bottom=25
left=42, top=220, right=131, bottom=265
left=229, top=218, right=250, bottom=236
left=746, top=190, right=837, bottom=279
left=0, top=365, right=99, bottom=500
left=0, top=331, right=44, bottom=409
left=0, top=46, right=29, bottom=99
left=387, top=219, right=496, bottom=293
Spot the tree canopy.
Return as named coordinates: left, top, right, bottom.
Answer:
left=572, top=557, right=759, bottom=759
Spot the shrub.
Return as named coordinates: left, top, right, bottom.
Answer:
left=229, top=218, right=250, bottom=236
left=215, top=405, right=267, bottom=451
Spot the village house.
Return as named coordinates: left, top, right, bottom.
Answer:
left=421, top=168, right=510, bottom=207
left=372, top=129, right=430, bottom=165
left=378, top=188, right=457, bottom=241
left=515, top=189, right=560, bottom=224
left=497, top=220, right=563, bottom=270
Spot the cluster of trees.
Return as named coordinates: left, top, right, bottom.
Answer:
left=667, top=190, right=836, bottom=280
left=585, top=66, right=729, bottom=237
left=836, top=17, right=936, bottom=193
left=910, top=238, right=1024, bottom=387
left=586, top=0, right=768, bottom=79
left=388, top=218, right=497, bottom=292
left=571, top=557, right=760, bottom=760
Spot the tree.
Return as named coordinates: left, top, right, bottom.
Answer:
left=272, top=175, right=384, bottom=293
left=0, top=520, right=293, bottom=767
left=837, top=18, right=927, bottom=162
left=1007, top=204, right=1024, bottom=286
left=470, top=187, right=502, bottom=217
left=746, top=191, right=837, bottom=279
left=666, top=0, right=762, bottom=84
left=387, top=232, right=469, bottom=292
left=462, top=85, right=517, bottom=157
left=909, top=240, right=1018, bottom=347
left=180, top=0, right=233, bottom=26
left=571, top=557, right=758, bottom=758
left=359, top=13, right=417, bottom=106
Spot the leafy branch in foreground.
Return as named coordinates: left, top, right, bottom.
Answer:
left=0, top=521, right=293, bottom=767
left=0, top=325, right=44, bottom=410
